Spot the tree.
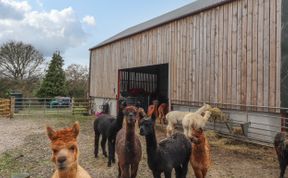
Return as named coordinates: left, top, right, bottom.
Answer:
left=65, top=64, right=88, bottom=98
left=0, top=41, right=44, bottom=80
left=37, top=51, right=67, bottom=98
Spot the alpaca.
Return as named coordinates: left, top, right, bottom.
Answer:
left=46, top=122, right=91, bottom=178
left=94, top=101, right=126, bottom=167
left=139, top=113, right=191, bottom=178
left=190, top=128, right=211, bottom=178
left=147, top=100, right=159, bottom=117
left=274, top=132, right=288, bottom=178
left=182, top=111, right=211, bottom=138
left=157, top=103, right=168, bottom=125
left=116, top=106, right=142, bottom=178
left=166, top=104, right=211, bottom=137
left=136, top=107, right=146, bottom=128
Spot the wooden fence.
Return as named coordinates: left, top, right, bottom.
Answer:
left=0, top=98, right=14, bottom=118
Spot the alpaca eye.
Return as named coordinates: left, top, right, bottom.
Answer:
left=53, top=149, right=58, bottom=154
left=69, top=145, right=75, bottom=152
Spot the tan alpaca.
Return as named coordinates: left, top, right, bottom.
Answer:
left=166, top=104, right=211, bottom=137
left=47, top=122, right=92, bottom=178
left=182, top=111, right=212, bottom=138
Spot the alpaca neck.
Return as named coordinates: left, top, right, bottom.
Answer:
left=56, top=163, right=78, bottom=178
left=116, top=109, right=124, bottom=126
left=145, top=129, right=158, bottom=166
left=203, top=112, right=210, bottom=122
left=125, top=124, right=136, bottom=151
left=195, top=105, right=206, bottom=114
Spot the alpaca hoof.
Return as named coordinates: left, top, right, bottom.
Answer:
left=103, top=153, right=108, bottom=157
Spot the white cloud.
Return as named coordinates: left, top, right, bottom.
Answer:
left=0, top=1, right=89, bottom=56
left=82, top=15, right=96, bottom=26
left=0, top=0, right=31, bottom=19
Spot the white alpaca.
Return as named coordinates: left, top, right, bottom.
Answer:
left=182, top=110, right=212, bottom=138
left=166, top=104, right=211, bottom=137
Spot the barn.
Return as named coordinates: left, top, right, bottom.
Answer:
left=89, top=0, right=287, bottom=144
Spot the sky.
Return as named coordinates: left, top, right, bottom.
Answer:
left=0, top=0, right=196, bottom=67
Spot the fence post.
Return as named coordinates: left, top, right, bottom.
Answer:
left=72, top=97, right=74, bottom=115
left=10, top=97, right=15, bottom=119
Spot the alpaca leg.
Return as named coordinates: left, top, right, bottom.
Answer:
left=101, top=135, right=107, bottom=157
left=279, top=161, right=287, bottom=178
left=152, top=171, right=161, bottom=178
left=131, top=163, right=139, bottom=178
left=164, top=170, right=172, bottom=178
left=94, top=132, right=100, bottom=158
left=118, top=162, right=121, bottom=178
left=174, top=166, right=182, bottom=178
left=107, top=140, right=113, bottom=167
left=181, top=161, right=189, bottom=178
left=192, top=167, right=203, bottom=178
left=111, top=140, right=116, bottom=163
left=202, top=168, right=208, bottom=178
left=166, top=123, right=173, bottom=137
left=121, top=164, right=130, bottom=178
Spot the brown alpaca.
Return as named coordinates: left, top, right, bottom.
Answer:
left=157, top=103, right=168, bottom=125
left=116, top=106, right=142, bottom=178
left=190, top=128, right=211, bottom=178
left=47, top=122, right=91, bottom=178
left=136, top=107, right=146, bottom=128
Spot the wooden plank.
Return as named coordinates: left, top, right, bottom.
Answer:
left=232, top=2, right=238, bottom=107
left=263, top=0, right=270, bottom=111
left=236, top=0, right=242, bottom=110
left=269, top=0, right=276, bottom=111
left=246, top=0, right=253, bottom=108
left=207, top=11, right=212, bottom=103
left=189, top=16, right=194, bottom=102
left=211, top=9, right=216, bottom=103
left=223, top=5, right=229, bottom=104
left=192, top=15, right=197, bottom=102
left=199, top=13, right=204, bottom=103
left=276, top=0, right=281, bottom=111
left=257, top=0, right=264, bottom=111
left=252, top=0, right=258, bottom=109
left=172, top=21, right=177, bottom=100
left=218, top=5, right=224, bottom=105
left=195, top=14, right=200, bottom=102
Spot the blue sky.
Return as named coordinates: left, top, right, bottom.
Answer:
left=0, top=0, right=195, bottom=67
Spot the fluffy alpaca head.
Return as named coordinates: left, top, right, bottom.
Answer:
left=139, top=114, right=156, bottom=136
left=123, top=106, right=138, bottom=126
left=136, top=107, right=147, bottom=127
left=47, top=122, right=80, bottom=171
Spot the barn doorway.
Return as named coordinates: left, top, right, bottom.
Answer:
left=118, top=64, right=168, bottom=111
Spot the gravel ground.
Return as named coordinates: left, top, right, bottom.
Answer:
left=0, top=116, right=282, bottom=178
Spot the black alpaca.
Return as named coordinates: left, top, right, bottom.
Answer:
left=139, top=113, right=192, bottom=178
left=274, top=132, right=288, bottom=178
left=94, top=101, right=126, bottom=167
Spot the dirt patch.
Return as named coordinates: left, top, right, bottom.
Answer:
left=0, top=116, right=282, bottom=178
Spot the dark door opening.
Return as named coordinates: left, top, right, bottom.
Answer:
left=117, top=64, right=168, bottom=111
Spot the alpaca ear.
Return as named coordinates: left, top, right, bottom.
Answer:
left=72, top=122, right=80, bottom=138
left=47, top=126, right=55, bottom=141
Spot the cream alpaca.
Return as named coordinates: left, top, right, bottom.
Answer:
left=166, top=104, right=211, bottom=137
left=182, top=111, right=211, bottom=138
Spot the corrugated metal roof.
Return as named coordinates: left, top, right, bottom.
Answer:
left=90, top=0, right=232, bottom=50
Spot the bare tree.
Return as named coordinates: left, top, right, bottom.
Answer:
left=0, top=41, right=45, bottom=80
left=65, top=64, right=88, bottom=98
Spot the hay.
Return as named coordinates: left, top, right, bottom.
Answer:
left=208, top=107, right=229, bottom=122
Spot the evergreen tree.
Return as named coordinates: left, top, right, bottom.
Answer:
left=37, top=51, right=67, bottom=98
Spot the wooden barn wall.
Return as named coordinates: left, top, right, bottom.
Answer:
left=90, top=0, right=281, bottom=112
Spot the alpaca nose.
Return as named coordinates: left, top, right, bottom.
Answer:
left=57, top=156, right=67, bottom=163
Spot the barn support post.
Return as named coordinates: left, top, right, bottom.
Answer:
left=281, top=0, right=288, bottom=131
